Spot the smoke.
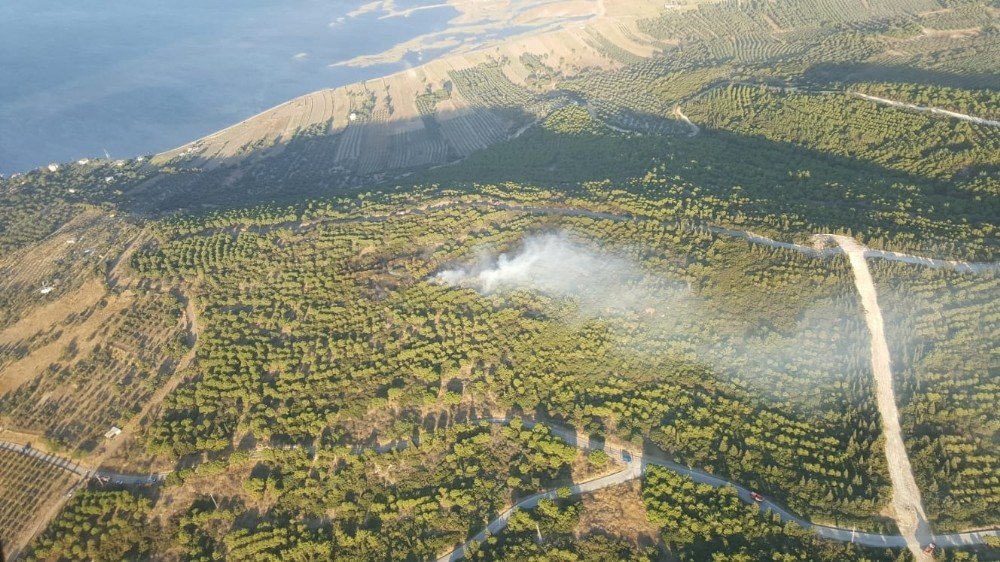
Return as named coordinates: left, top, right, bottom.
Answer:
left=433, top=230, right=880, bottom=412
left=435, top=231, right=682, bottom=315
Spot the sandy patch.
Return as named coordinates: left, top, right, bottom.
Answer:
left=0, top=278, right=107, bottom=348
left=576, top=480, right=660, bottom=548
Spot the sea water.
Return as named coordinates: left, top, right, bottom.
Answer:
left=0, top=0, right=459, bottom=174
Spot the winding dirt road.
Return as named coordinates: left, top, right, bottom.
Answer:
left=4, top=416, right=997, bottom=561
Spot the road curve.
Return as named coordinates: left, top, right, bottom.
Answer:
left=4, top=420, right=997, bottom=559
left=432, top=419, right=999, bottom=561
left=6, top=203, right=998, bottom=559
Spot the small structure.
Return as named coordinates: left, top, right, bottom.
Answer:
left=349, top=112, right=358, bottom=122
left=77, top=158, right=90, bottom=165
left=47, top=163, right=59, bottom=172
left=104, top=426, right=122, bottom=440
left=39, top=286, right=55, bottom=295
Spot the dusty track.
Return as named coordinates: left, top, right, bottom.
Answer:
left=816, top=235, right=932, bottom=561
left=1, top=281, right=200, bottom=560
left=672, top=104, right=700, bottom=136
left=849, top=92, right=1000, bottom=128
left=171, top=199, right=998, bottom=275
left=682, top=81, right=1000, bottom=129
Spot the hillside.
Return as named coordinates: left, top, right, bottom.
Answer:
left=0, top=0, right=998, bottom=560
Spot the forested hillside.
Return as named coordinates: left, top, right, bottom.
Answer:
left=0, top=0, right=997, bottom=559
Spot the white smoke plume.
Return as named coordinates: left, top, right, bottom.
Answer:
left=434, top=230, right=877, bottom=409
left=434, top=231, right=683, bottom=316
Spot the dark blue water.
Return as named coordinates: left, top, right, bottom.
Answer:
left=0, top=0, right=458, bottom=174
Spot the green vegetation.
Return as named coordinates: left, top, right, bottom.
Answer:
left=642, top=467, right=904, bottom=561
left=851, top=82, right=1000, bottom=119
left=119, top=192, right=893, bottom=531
left=26, top=491, right=152, bottom=562
left=686, top=84, right=998, bottom=182
left=22, top=422, right=595, bottom=561
left=3, top=0, right=998, bottom=557
left=0, top=160, right=146, bottom=259
left=519, top=53, right=559, bottom=88
left=876, top=263, right=1000, bottom=531
left=468, top=498, right=652, bottom=560
left=0, top=291, right=187, bottom=451
left=449, top=61, right=538, bottom=118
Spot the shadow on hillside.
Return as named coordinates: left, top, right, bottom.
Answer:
left=112, top=94, right=694, bottom=214
left=803, top=62, right=999, bottom=90
left=23, top=86, right=997, bottom=257
left=119, top=103, right=549, bottom=213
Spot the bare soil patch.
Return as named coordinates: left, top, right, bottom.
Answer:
left=575, top=480, right=661, bottom=549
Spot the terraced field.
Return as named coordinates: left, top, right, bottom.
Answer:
left=0, top=447, right=79, bottom=556
left=0, top=291, right=187, bottom=452
left=151, top=2, right=666, bottom=176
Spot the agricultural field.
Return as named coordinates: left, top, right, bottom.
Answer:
left=118, top=195, right=893, bottom=533
left=0, top=447, right=78, bottom=556
left=19, top=421, right=607, bottom=561
left=0, top=290, right=189, bottom=452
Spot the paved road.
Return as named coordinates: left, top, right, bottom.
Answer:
left=432, top=420, right=1000, bottom=560
left=0, top=440, right=167, bottom=485
left=5, top=421, right=998, bottom=559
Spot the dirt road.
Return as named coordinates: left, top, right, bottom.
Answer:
left=7, top=201, right=996, bottom=559
left=4, top=416, right=997, bottom=561
left=850, top=92, right=1000, bottom=128
left=672, top=104, right=700, bottom=136
left=817, top=234, right=933, bottom=561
